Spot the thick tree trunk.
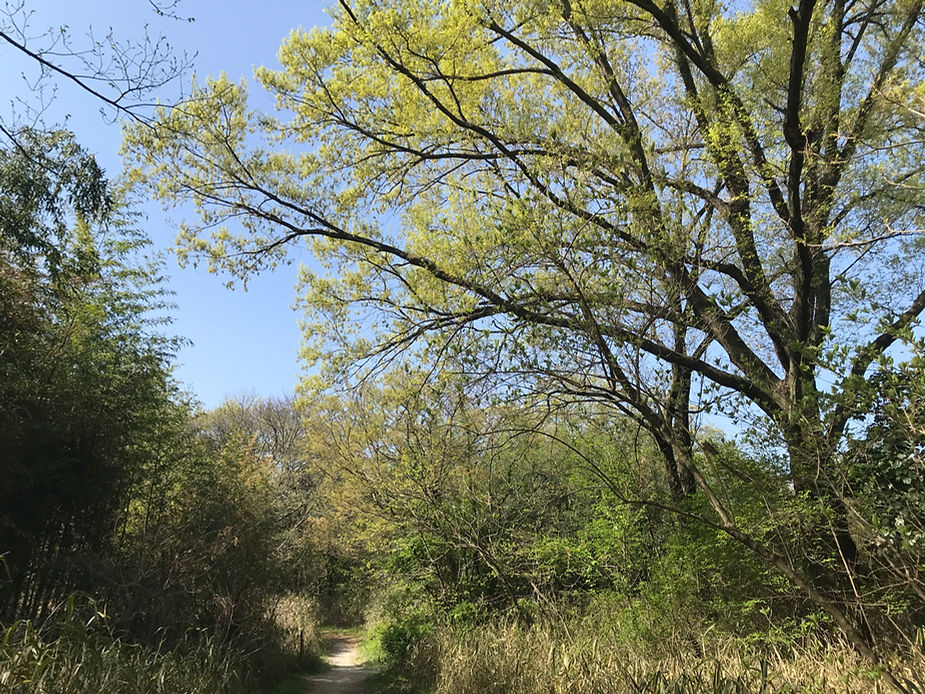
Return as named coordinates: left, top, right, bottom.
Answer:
left=786, top=426, right=860, bottom=571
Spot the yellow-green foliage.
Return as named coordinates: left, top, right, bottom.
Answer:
left=122, top=0, right=925, bottom=682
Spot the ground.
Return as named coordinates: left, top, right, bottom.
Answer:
left=301, top=635, right=374, bottom=694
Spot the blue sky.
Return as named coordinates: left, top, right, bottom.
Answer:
left=2, top=0, right=332, bottom=407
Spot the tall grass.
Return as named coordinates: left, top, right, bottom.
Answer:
left=264, top=593, right=326, bottom=673
left=424, top=622, right=925, bottom=694
left=0, top=601, right=247, bottom=694
left=0, top=593, right=332, bottom=694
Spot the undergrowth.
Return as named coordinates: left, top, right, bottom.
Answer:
left=0, top=598, right=247, bottom=694
left=429, top=622, right=925, bottom=694
left=364, top=616, right=925, bottom=694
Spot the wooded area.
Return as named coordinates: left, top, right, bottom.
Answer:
left=2, top=0, right=925, bottom=692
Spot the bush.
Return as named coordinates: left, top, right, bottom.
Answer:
left=365, top=614, right=437, bottom=694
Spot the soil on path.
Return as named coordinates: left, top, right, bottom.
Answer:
left=301, top=635, right=374, bottom=694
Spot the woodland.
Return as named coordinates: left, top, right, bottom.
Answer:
left=2, top=0, right=925, bottom=692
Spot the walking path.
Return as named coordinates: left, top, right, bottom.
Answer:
left=301, top=635, right=374, bottom=694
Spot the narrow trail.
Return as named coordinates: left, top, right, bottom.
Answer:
left=301, top=635, right=374, bottom=694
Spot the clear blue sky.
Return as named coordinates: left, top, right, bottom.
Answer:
left=2, top=0, right=333, bottom=408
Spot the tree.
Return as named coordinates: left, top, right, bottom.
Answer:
left=199, top=393, right=308, bottom=474
left=0, top=0, right=192, bottom=138
left=305, top=378, right=675, bottom=622
left=123, top=427, right=284, bottom=644
left=123, top=0, right=925, bottom=679
left=844, top=349, right=925, bottom=628
left=195, top=394, right=324, bottom=610
left=0, top=128, right=178, bottom=622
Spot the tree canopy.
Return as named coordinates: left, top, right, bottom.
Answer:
left=124, top=0, right=925, bottom=676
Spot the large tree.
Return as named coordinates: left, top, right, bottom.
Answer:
left=124, top=0, right=925, bottom=677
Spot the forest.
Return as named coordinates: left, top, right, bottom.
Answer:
left=2, top=0, right=925, bottom=692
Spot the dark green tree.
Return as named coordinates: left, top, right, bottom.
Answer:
left=0, top=128, right=178, bottom=622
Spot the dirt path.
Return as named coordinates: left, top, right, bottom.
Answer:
left=300, top=636, right=374, bottom=694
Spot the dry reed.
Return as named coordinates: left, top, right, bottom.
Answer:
left=428, top=622, right=925, bottom=694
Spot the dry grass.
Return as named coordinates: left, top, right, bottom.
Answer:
left=0, top=593, right=329, bottom=693
left=0, top=618, right=247, bottom=694
left=429, top=622, right=925, bottom=694
left=269, top=593, right=325, bottom=668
